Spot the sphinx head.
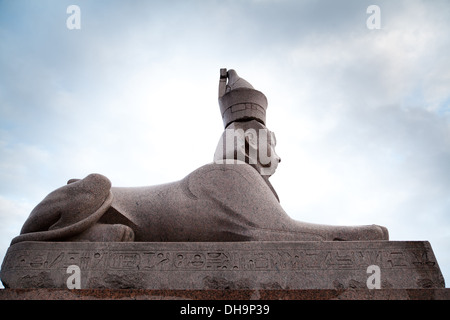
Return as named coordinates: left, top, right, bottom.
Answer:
left=213, top=119, right=281, bottom=177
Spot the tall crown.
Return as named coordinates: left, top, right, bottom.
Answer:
left=218, top=68, right=268, bottom=128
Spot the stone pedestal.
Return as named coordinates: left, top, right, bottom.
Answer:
left=1, top=288, right=450, bottom=300
left=1, top=241, right=445, bottom=290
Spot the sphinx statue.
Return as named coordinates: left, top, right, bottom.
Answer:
left=11, top=68, right=389, bottom=245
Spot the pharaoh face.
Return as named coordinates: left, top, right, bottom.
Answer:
left=258, top=130, right=281, bottom=177
left=246, top=129, right=281, bottom=177
left=214, top=120, right=281, bottom=177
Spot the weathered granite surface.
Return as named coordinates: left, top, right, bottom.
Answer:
left=1, top=288, right=449, bottom=300
left=1, top=241, right=444, bottom=290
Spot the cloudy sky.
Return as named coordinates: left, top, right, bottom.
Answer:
left=1, top=0, right=449, bottom=288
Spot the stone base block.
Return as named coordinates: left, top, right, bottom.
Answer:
left=0, top=241, right=445, bottom=290
left=1, top=288, right=450, bottom=300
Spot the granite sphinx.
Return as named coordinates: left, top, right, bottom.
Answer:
left=4, top=68, right=447, bottom=291
left=10, top=69, right=389, bottom=245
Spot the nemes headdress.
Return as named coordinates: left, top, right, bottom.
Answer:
left=218, top=68, right=268, bottom=128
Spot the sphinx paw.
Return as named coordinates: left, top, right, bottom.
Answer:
left=68, top=223, right=135, bottom=242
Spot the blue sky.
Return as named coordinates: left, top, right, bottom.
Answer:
left=1, top=0, right=450, bottom=288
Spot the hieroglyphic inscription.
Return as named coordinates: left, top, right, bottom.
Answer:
left=1, top=242, right=445, bottom=289
left=2, top=244, right=438, bottom=273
